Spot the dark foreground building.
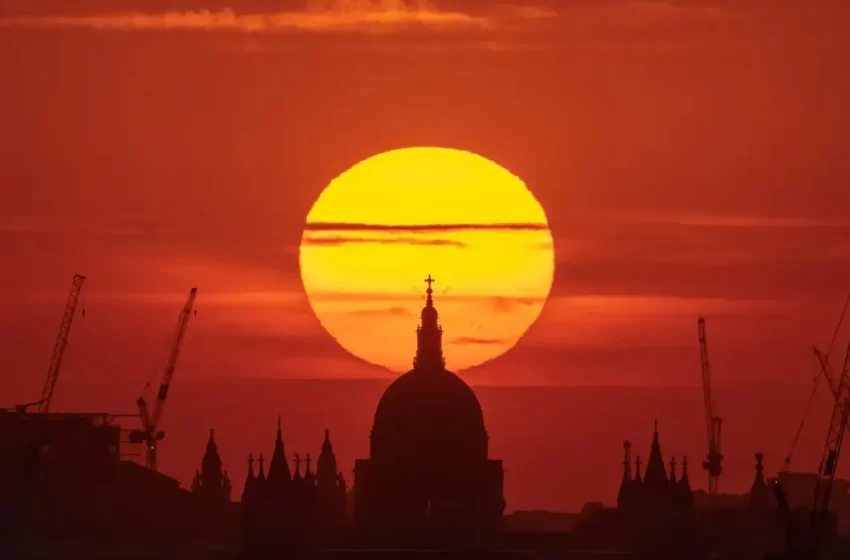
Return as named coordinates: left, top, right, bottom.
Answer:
left=241, top=420, right=348, bottom=555
left=0, top=411, right=239, bottom=557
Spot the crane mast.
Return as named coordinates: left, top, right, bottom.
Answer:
left=810, top=341, right=850, bottom=559
left=129, top=287, right=197, bottom=471
left=698, top=317, right=723, bottom=495
left=36, top=274, right=86, bottom=414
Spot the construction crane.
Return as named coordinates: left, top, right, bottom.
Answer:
left=128, top=287, right=197, bottom=471
left=15, top=274, right=86, bottom=414
left=771, top=296, right=850, bottom=560
left=808, top=342, right=850, bottom=559
left=698, top=316, right=723, bottom=495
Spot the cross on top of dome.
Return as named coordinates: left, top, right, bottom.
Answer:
left=425, top=275, right=435, bottom=304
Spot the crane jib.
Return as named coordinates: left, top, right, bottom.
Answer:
left=135, top=286, right=196, bottom=472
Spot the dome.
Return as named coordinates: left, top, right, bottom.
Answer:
left=375, top=368, right=484, bottom=428
left=370, top=367, right=488, bottom=463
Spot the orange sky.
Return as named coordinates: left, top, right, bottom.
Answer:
left=1, top=0, right=850, bottom=509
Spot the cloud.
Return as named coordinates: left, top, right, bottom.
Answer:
left=342, top=306, right=412, bottom=317
left=301, top=235, right=466, bottom=247
left=304, top=222, right=549, bottom=232
left=491, top=295, right=540, bottom=312
left=0, top=1, right=555, bottom=33
left=450, top=336, right=509, bottom=345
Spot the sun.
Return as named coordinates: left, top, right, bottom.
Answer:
left=299, top=147, right=554, bottom=373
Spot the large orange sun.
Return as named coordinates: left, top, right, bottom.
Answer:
left=299, top=147, right=554, bottom=373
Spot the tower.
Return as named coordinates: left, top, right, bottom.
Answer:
left=191, top=429, right=231, bottom=504
left=749, top=452, right=770, bottom=509
left=353, top=275, right=505, bottom=535
left=414, top=275, right=445, bottom=370
left=317, top=429, right=347, bottom=529
left=267, top=416, right=291, bottom=488
left=643, top=420, right=668, bottom=491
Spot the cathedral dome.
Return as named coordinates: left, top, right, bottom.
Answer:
left=371, top=367, right=488, bottom=463
left=375, top=367, right=484, bottom=433
left=368, top=276, right=489, bottom=463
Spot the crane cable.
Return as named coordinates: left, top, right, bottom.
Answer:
left=783, top=293, right=850, bottom=472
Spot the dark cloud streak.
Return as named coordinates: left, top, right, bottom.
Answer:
left=451, top=336, right=509, bottom=345
left=301, top=235, right=466, bottom=247
left=304, top=222, right=549, bottom=232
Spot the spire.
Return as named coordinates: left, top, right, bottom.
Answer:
left=749, top=452, right=770, bottom=509
left=617, top=440, right=633, bottom=511
left=201, top=428, right=222, bottom=474
left=622, top=440, right=633, bottom=480
left=305, top=452, right=315, bottom=484
left=317, top=428, right=339, bottom=486
left=267, top=415, right=291, bottom=485
left=635, top=456, right=643, bottom=484
left=293, top=453, right=302, bottom=480
left=413, top=274, right=445, bottom=370
left=669, top=457, right=677, bottom=484
left=643, top=419, right=668, bottom=489
left=241, top=453, right=256, bottom=503
left=196, top=428, right=225, bottom=500
left=678, top=456, right=694, bottom=509
left=257, top=454, right=266, bottom=484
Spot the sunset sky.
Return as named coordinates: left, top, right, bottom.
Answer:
left=1, top=0, right=849, bottom=509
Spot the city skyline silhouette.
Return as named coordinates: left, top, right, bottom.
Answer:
left=2, top=0, right=850, bottom=557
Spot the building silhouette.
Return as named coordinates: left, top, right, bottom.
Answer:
left=191, top=429, right=231, bottom=505
left=617, top=421, right=693, bottom=516
left=611, top=421, right=699, bottom=556
left=241, top=420, right=347, bottom=554
left=353, top=276, right=505, bottom=539
left=749, top=452, right=771, bottom=510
